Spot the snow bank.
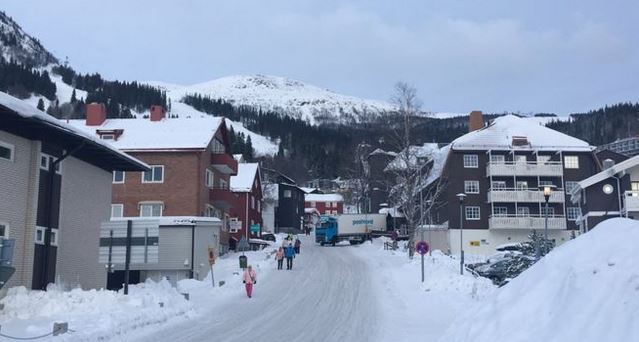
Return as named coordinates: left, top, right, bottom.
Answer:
left=351, top=237, right=495, bottom=341
left=0, top=279, right=192, bottom=341
left=440, top=217, right=639, bottom=342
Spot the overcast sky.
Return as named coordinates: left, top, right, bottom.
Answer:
left=3, top=0, right=638, bottom=115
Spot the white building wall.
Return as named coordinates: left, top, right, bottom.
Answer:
left=262, top=202, right=275, bottom=233
left=448, top=229, right=576, bottom=256
left=0, top=131, right=40, bottom=290
left=57, top=156, right=111, bottom=289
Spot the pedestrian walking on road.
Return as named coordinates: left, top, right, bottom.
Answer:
left=275, top=247, right=284, bottom=270
left=284, top=244, right=295, bottom=270
left=294, top=238, right=301, bottom=254
left=243, top=265, right=257, bottom=298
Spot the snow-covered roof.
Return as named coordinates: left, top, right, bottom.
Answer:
left=422, top=144, right=451, bottom=188
left=369, top=148, right=397, bottom=157
left=263, top=183, right=279, bottom=201
left=385, top=143, right=440, bottom=171
left=451, top=115, right=592, bottom=152
left=233, top=154, right=244, bottom=162
left=305, top=193, right=344, bottom=202
left=299, top=187, right=320, bottom=194
left=230, top=163, right=259, bottom=192
left=574, top=154, right=639, bottom=194
left=0, top=91, right=148, bottom=171
left=66, top=116, right=224, bottom=151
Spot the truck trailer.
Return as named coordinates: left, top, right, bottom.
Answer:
left=315, top=214, right=387, bottom=246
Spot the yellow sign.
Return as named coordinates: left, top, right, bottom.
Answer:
left=469, top=241, right=480, bottom=246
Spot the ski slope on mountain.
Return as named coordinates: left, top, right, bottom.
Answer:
left=150, top=75, right=396, bottom=125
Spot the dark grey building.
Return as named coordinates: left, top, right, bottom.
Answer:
left=422, top=113, right=601, bottom=255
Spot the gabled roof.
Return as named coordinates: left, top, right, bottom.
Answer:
left=230, top=163, right=260, bottom=192
left=305, top=193, right=344, bottom=202
left=385, top=143, right=440, bottom=172
left=0, top=91, right=147, bottom=171
left=574, top=155, right=639, bottom=194
left=452, top=115, right=592, bottom=152
left=66, top=115, right=224, bottom=151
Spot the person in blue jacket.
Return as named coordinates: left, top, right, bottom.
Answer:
left=284, top=243, right=296, bottom=270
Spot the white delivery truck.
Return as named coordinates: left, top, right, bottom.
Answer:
left=316, top=213, right=387, bottom=246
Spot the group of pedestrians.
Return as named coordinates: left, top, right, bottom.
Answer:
left=275, top=235, right=301, bottom=270
left=242, top=234, right=303, bottom=299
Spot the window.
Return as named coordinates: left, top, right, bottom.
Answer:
left=310, top=201, right=316, bottom=208
left=219, top=179, right=228, bottom=190
left=567, top=207, right=581, bottom=221
left=35, top=226, right=45, bottom=244
left=251, top=196, right=255, bottom=210
left=332, top=210, right=338, bottom=215
left=50, top=228, right=59, bottom=246
left=541, top=206, right=555, bottom=216
left=490, top=154, right=505, bottom=163
left=143, top=165, right=164, bottom=183
left=140, top=203, right=163, bottom=217
left=206, top=205, right=216, bottom=217
left=517, top=207, right=530, bottom=217
left=492, top=181, right=507, bottom=191
left=464, top=181, right=480, bottom=194
left=493, top=207, right=508, bottom=217
left=463, top=155, right=478, bottom=168
left=465, top=206, right=480, bottom=220
left=113, top=171, right=125, bottom=184
left=565, top=181, right=578, bottom=193
left=39, top=153, right=61, bottom=174
left=516, top=181, right=528, bottom=190
left=205, top=169, right=214, bottom=188
left=564, top=156, right=579, bottom=169
left=515, top=155, right=527, bottom=164
left=283, top=190, right=292, bottom=198
left=0, top=141, right=14, bottom=161
left=325, top=210, right=331, bottom=215
left=0, top=222, right=8, bottom=238
left=111, top=204, right=124, bottom=218
left=257, top=201, right=261, bottom=212
left=100, top=134, right=114, bottom=140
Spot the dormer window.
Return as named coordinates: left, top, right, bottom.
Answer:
left=101, top=134, right=114, bottom=140
left=96, top=129, right=124, bottom=141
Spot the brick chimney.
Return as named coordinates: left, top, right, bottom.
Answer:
left=150, top=105, right=166, bottom=122
left=468, top=110, right=484, bottom=132
left=86, top=103, right=106, bottom=126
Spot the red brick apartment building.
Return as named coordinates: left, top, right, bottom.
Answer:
left=305, top=193, right=344, bottom=215
left=229, top=163, right=263, bottom=243
left=69, top=104, right=238, bottom=248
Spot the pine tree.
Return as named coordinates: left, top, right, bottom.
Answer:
left=36, top=98, right=45, bottom=111
left=70, top=88, right=77, bottom=103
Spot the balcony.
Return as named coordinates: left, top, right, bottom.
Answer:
left=209, top=185, right=237, bottom=210
left=211, top=153, right=238, bottom=175
left=486, top=161, right=563, bottom=177
left=487, top=188, right=565, bottom=203
left=624, top=191, right=639, bottom=213
left=489, top=215, right=567, bottom=230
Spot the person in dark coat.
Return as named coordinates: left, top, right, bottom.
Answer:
left=294, top=238, right=301, bottom=254
left=284, top=243, right=295, bottom=270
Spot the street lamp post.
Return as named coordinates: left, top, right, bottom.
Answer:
left=456, top=193, right=467, bottom=275
left=426, top=199, right=433, bottom=257
left=539, top=185, right=556, bottom=257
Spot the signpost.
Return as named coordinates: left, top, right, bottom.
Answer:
left=208, top=246, right=216, bottom=287
left=416, top=240, right=430, bottom=283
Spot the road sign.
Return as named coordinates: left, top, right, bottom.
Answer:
left=208, top=246, right=216, bottom=265
left=416, top=240, right=430, bottom=255
left=250, top=224, right=260, bottom=233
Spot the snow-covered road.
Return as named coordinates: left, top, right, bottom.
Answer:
left=130, top=236, right=379, bottom=342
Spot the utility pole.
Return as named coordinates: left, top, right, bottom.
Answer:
left=456, top=193, right=467, bottom=275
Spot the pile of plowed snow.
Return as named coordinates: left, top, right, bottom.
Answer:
left=440, top=218, right=639, bottom=342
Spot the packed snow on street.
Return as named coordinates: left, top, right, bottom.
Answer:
left=1, top=219, right=638, bottom=341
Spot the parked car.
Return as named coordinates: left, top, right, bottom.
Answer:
left=260, top=233, right=276, bottom=242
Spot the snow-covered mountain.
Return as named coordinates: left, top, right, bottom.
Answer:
left=149, top=75, right=397, bottom=125
left=0, top=11, right=57, bottom=66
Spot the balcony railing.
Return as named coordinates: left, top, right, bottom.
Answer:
left=211, top=152, right=238, bottom=175
left=487, top=188, right=565, bottom=203
left=489, top=214, right=567, bottom=230
left=210, top=185, right=237, bottom=209
left=486, top=161, right=563, bottom=177
left=624, top=191, right=639, bottom=212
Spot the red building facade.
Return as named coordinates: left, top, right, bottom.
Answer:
left=229, top=163, right=263, bottom=242
left=304, top=193, right=344, bottom=215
